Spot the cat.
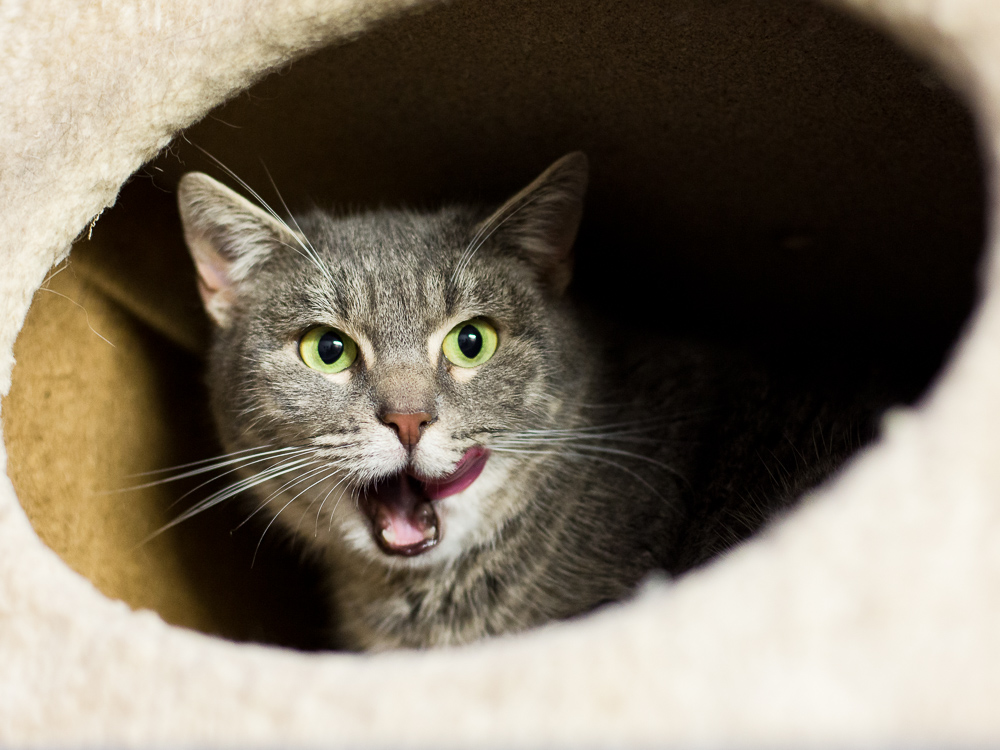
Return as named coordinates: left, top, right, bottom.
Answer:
left=176, top=152, right=882, bottom=650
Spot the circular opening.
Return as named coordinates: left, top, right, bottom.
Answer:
left=4, top=0, right=985, bottom=650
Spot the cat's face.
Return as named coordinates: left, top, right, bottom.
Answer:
left=178, top=154, right=589, bottom=568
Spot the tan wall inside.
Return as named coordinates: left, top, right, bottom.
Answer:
left=3, top=243, right=328, bottom=647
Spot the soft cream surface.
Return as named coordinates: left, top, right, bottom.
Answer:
left=3, top=0, right=1000, bottom=745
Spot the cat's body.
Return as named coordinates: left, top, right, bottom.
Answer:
left=178, top=154, right=880, bottom=650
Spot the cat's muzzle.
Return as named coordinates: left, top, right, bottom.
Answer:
left=360, top=446, right=489, bottom=556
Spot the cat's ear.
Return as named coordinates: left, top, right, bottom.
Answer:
left=177, top=172, right=301, bottom=327
left=479, top=152, right=588, bottom=296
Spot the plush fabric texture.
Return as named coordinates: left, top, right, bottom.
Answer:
left=2, top=0, right=1000, bottom=745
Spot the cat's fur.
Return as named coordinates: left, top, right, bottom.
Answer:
left=177, top=153, right=880, bottom=650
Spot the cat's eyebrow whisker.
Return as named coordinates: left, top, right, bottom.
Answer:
left=272, top=237, right=332, bottom=279
left=451, top=190, right=544, bottom=282
left=452, top=208, right=503, bottom=281
left=260, top=161, right=335, bottom=287
left=186, top=140, right=332, bottom=283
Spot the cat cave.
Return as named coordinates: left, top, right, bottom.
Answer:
left=2, top=0, right=1000, bottom=744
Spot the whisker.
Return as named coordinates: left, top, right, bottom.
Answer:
left=136, top=457, right=322, bottom=545
left=493, top=431, right=662, bottom=445
left=451, top=190, right=543, bottom=282
left=260, top=160, right=335, bottom=287
left=123, top=444, right=295, bottom=478
left=491, top=446, right=670, bottom=502
left=329, top=480, right=361, bottom=532
left=306, top=472, right=352, bottom=535
left=513, top=417, right=669, bottom=435
left=168, top=457, right=321, bottom=524
left=184, top=139, right=331, bottom=280
left=253, top=468, right=342, bottom=566
left=234, top=462, right=335, bottom=531
left=114, top=447, right=314, bottom=493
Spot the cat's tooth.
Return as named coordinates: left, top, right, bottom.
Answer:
left=381, top=527, right=396, bottom=544
left=422, top=524, right=437, bottom=541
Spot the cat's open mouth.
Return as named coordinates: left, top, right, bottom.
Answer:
left=361, top=446, right=489, bottom=556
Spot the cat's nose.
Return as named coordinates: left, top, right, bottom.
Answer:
left=381, top=411, right=434, bottom=448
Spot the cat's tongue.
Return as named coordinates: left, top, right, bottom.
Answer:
left=418, top=446, right=489, bottom=500
left=365, top=475, right=439, bottom=556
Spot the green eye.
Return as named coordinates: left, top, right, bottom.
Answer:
left=442, top=318, right=498, bottom=368
left=299, top=326, right=358, bottom=374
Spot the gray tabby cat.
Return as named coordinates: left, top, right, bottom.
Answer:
left=177, top=153, right=878, bottom=650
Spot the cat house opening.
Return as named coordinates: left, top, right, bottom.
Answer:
left=2, top=0, right=985, bottom=649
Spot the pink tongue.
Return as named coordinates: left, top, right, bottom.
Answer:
left=368, top=475, right=437, bottom=550
left=421, top=446, right=489, bottom=500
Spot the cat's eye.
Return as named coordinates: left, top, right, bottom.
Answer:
left=442, top=318, right=498, bottom=368
left=299, top=326, right=358, bottom=374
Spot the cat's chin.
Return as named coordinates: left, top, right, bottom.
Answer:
left=361, top=446, right=489, bottom=557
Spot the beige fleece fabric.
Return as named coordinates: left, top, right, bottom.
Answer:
left=2, top=0, right=1000, bottom=745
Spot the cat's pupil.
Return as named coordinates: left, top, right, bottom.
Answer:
left=317, top=331, right=345, bottom=364
left=457, top=325, right=482, bottom=358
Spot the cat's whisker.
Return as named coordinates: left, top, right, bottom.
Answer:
left=123, top=444, right=281, bottom=476
left=159, top=453, right=315, bottom=514
left=493, top=431, right=662, bottom=445
left=559, top=443, right=685, bottom=478
left=235, top=461, right=335, bottom=532
left=311, top=473, right=354, bottom=535
left=253, top=467, right=344, bottom=566
left=185, top=140, right=332, bottom=281
left=173, top=457, right=321, bottom=520
left=140, top=456, right=324, bottom=543
left=451, top=190, right=544, bottom=282
left=514, top=416, right=670, bottom=434
left=492, top=430, right=663, bottom=446
left=36, top=286, right=117, bottom=348
left=308, top=437, right=363, bottom=450
left=329, top=482, right=362, bottom=532
left=494, top=433, right=687, bottom=485
left=491, top=446, right=669, bottom=502
left=114, top=446, right=314, bottom=492
left=260, top=161, right=336, bottom=288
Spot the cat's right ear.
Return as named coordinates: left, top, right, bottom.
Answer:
left=177, top=172, right=301, bottom=328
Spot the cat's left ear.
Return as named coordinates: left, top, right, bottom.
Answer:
left=177, top=172, right=303, bottom=328
left=480, top=152, right=588, bottom=296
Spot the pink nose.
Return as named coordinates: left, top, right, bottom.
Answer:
left=381, top=411, right=433, bottom=447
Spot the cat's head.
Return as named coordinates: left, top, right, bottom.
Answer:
left=177, top=153, right=589, bottom=567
